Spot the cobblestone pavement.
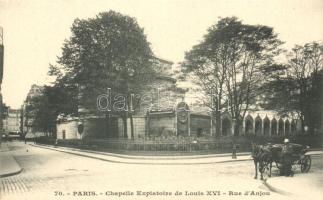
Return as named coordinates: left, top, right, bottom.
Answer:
left=1, top=141, right=322, bottom=200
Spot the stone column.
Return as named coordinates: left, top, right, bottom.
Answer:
left=252, top=119, right=255, bottom=135
left=188, top=110, right=191, bottom=136
left=210, top=112, right=213, bottom=136
left=242, top=118, right=245, bottom=135
left=145, top=112, right=148, bottom=137
left=283, top=120, right=286, bottom=136
left=232, top=119, right=235, bottom=136
left=174, top=110, right=178, bottom=136
left=269, top=120, right=272, bottom=136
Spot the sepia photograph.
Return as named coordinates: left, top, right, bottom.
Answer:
left=0, top=0, right=322, bottom=200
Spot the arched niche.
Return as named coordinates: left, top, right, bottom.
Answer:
left=291, top=120, right=297, bottom=134
left=245, top=114, right=254, bottom=135
left=263, top=116, right=270, bottom=135
left=271, top=118, right=277, bottom=135
left=285, top=120, right=291, bottom=135
left=278, top=118, right=284, bottom=135
left=255, top=115, right=262, bottom=135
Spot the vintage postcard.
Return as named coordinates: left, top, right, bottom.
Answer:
left=0, top=0, right=322, bottom=200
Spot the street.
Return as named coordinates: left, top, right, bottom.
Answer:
left=1, top=141, right=323, bottom=200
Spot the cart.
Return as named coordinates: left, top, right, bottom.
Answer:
left=261, top=143, right=311, bottom=178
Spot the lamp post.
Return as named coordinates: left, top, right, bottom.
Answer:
left=128, top=68, right=135, bottom=140
left=213, top=96, right=222, bottom=137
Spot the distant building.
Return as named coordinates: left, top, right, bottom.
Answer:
left=0, top=27, right=4, bottom=139
left=2, top=107, right=21, bottom=135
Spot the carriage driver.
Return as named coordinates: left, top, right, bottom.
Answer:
left=282, top=138, right=294, bottom=176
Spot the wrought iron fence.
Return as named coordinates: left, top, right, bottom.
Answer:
left=36, top=136, right=250, bottom=153
left=35, top=134, right=322, bottom=153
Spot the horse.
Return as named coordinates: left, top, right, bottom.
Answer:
left=251, top=142, right=304, bottom=179
left=251, top=143, right=273, bottom=180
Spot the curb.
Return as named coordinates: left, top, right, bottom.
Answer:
left=0, top=155, right=23, bottom=178
left=263, top=179, right=292, bottom=196
left=0, top=168, right=22, bottom=178
left=31, top=144, right=251, bottom=160
left=31, top=144, right=253, bottom=165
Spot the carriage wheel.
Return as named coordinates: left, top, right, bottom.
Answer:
left=260, top=161, right=271, bottom=180
left=275, top=162, right=284, bottom=175
left=300, top=155, right=311, bottom=173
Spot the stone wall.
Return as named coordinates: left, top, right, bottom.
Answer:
left=57, top=116, right=120, bottom=139
left=148, top=113, right=175, bottom=136
left=56, top=110, right=306, bottom=140
left=190, top=114, right=211, bottom=136
left=56, top=120, right=78, bottom=139
left=117, top=116, right=146, bottom=138
left=82, top=118, right=106, bottom=138
left=223, top=113, right=303, bottom=136
left=132, top=117, right=146, bottom=138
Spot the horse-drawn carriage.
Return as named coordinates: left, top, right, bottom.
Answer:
left=252, top=142, right=311, bottom=180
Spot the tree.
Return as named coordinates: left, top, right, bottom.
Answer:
left=183, top=17, right=283, bottom=136
left=51, top=11, right=156, bottom=139
left=262, top=42, right=323, bottom=134
left=24, top=85, right=77, bottom=136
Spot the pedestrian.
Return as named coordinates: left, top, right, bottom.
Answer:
left=232, top=143, right=237, bottom=159
left=281, top=138, right=293, bottom=177
left=24, top=133, right=27, bottom=144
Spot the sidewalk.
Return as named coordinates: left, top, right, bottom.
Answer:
left=31, top=143, right=253, bottom=164
left=265, top=170, right=323, bottom=199
left=306, top=150, right=323, bottom=155
left=0, top=142, right=22, bottom=177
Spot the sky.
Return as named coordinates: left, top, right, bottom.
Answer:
left=0, top=0, right=322, bottom=109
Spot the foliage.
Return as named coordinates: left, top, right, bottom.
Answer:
left=182, top=17, right=283, bottom=135
left=261, top=42, right=323, bottom=134
left=50, top=11, right=156, bottom=138
left=25, top=85, right=77, bottom=135
left=52, top=11, right=155, bottom=108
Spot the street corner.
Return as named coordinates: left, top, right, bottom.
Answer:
left=0, top=151, right=22, bottom=178
left=264, top=171, right=323, bottom=198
